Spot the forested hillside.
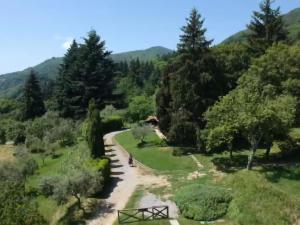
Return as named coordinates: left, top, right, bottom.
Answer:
left=223, top=7, right=300, bottom=44
left=0, top=46, right=172, bottom=99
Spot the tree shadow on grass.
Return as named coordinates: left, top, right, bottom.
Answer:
left=212, top=155, right=249, bottom=173
left=260, top=165, right=300, bottom=183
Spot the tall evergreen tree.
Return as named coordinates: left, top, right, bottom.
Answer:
left=56, top=30, right=115, bottom=119
left=247, top=0, right=287, bottom=54
left=86, top=99, right=105, bottom=158
left=23, top=70, right=46, bottom=120
left=56, top=40, right=82, bottom=118
left=80, top=30, right=115, bottom=114
left=157, top=8, right=222, bottom=146
left=177, top=8, right=212, bottom=54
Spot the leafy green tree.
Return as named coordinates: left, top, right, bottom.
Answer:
left=131, top=125, right=152, bottom=144
left=212, top=44, right=252, bottom=91
left=126, top=95, right=154, bottom=122
left=205, top=86, right=296, bottom=170
left=0, top=164, right=46, bottom=225
left=247, top=0, right=287, bottom=55
left=86, top=100, right=105, bottom=158
left=23, top=70, right=46, bottom=120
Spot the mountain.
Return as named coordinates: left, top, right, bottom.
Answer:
left=0, top=46, right=172, bottom=98
left=222, top=7, right=300, bottom=44
left=111, top=46, right=173, bottom=62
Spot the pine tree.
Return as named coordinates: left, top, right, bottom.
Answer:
left=86, top=99, right=105, bottom=158
left=56, top=31, right=116, bottom=119
left=56, top=40, right=82, bottom=118
left=156, top=8, right=222, bottom=146
left=23, top=70, right=46, bottom=120
left=80, top=30, right=115, bottom=114
left=178, top=8, right=212, bottom=54
left=247, top=0, right=287, bottom=54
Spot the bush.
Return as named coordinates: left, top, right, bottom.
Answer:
left=175, top=184, right=232, bottom=221
left=6, top=121, right=26, bottom=144
left=277, top=136, right=300, bottom=154
left=102, top=116, right=123, bottom=134
left=172, top=148, right=191, bottom=156
left=89, top=158, right=111, bottom=184
left=168, top=121, right=197, bottom=147
left=39, top=176, right=59, bottom=197
left=25, top=135, right=45, bottom=153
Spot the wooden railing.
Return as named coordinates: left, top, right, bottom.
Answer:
left=117, top=205, right=169, bottom=224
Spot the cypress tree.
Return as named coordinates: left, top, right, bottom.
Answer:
left=247, top=0, right=287, bottom=55
left=86, top=99, right=105, bottom=158
left=23, top=70, right=46, bottom=120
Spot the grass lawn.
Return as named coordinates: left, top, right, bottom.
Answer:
left=115, top=130, right=197, bottom=172
left=26, top=142, right=88, bottom=223
left=115, top=129, right=300, bottom=225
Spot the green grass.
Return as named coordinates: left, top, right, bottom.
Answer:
left=115, top=129, right=300, bottom=225
left=115, top=131, right=197, bottom=172
left=25, top=142, right=88, bottom=223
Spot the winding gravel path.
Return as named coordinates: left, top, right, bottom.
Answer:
left=87, top=131, right=169, bottom=225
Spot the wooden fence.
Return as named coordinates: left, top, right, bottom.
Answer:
left=117, top=205, right=169, bottom=224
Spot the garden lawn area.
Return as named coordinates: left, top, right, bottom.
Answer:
left=26, top=142, right=87, bottom=223
left=115, top=130, right=197, bottom=172
left=115, top=129, right=300, bottom=225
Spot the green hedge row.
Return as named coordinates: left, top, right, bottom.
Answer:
left=102, top=116, right=123, bottom=134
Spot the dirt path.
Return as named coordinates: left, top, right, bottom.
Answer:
left=87, top=131, right=169, bottom=225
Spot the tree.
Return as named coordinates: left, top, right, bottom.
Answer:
left=0, top=127, right=6, bottom=144
left=56, top=40, right=82, bottom=118
left=177, top=8, right=212, bottom=54
left=131, top=125, right=152, bottom=144
left=205, top=86, right=296, bottom=170
left=247, top=0, right=287, bottom=55
left=156, top=8, right=222, bottom=146
left=23, top=70, right=46, bottom=120
left=86, top=100, right=105, bottom=158
left=126, top=95, right=154, bottom=122
left=212, top=44, right=252, bottom=92
left=56, top=30, right=116, bottom=119
left=0, top=163, right=46, bottom=225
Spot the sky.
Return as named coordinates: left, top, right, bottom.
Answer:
left=0, top=0, right=300, bottom=74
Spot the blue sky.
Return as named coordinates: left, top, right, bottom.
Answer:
left=0, top=0, right=299, bottom=74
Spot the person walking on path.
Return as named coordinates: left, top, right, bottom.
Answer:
left=128, top=154, right=133, bottom=167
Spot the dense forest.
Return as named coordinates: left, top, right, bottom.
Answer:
left=1, top=0, right=300, bottom=224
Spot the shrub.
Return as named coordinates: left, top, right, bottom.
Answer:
left=168, top=121, right=197, bottom=147
left=6, top=121, right=26, bottom=144
left=172, top=148, right=190, bottom=156
left=175, top=184, right=232, bottom=221
left=102, top=116, right=123, bottom=133
left=21, top=158, right=39, bottom=177
left=39, top=176, right=59, bottom=197
left=277, top=136, right=300, bottom=154
left=25, top=135, right=45, bottom=153
left=89, top=158, right=111, bottom=184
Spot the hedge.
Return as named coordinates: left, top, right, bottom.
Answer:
left=175, top=184, right=232, bottom=221
left=102, top=116, right=123, bottom=134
